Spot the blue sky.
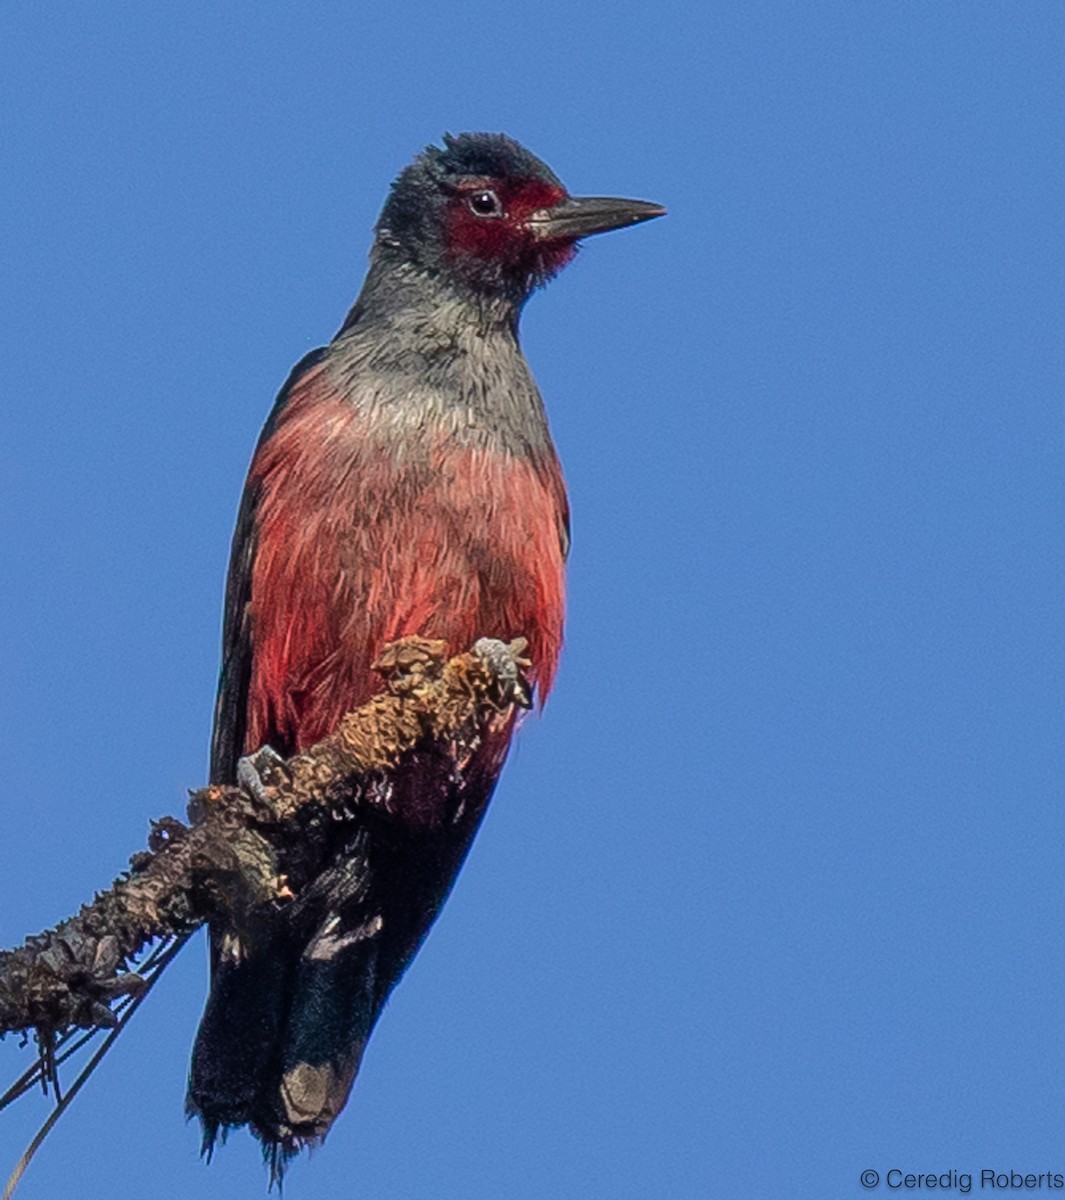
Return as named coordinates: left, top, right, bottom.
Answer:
left=1, top=3, right=1061, bottom=1198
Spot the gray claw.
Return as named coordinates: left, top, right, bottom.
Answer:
left=237, top=745, right=288, bottom=802
left=473, top=637, right=532, bottom=708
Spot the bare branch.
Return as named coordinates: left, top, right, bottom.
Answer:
left=0, top=636, right=530, bottom=1042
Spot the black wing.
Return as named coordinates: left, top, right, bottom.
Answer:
left=209, top=348, right=328, bottom=784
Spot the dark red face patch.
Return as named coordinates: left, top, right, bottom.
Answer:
left=444, top=177, right=576, bottom=286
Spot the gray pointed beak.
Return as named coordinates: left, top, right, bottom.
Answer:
left=527, top=195, right=667, bottom=241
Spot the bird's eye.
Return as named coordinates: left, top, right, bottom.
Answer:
left=467, top=190, right=503, bottom=218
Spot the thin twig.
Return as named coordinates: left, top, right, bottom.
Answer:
left=2, top=935, right=189, bottom=1200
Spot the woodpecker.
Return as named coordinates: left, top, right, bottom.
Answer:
left=187, top=132, right=664, bottom=1172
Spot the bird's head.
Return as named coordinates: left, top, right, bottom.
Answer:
left=376, top=132, right=665, bottom=305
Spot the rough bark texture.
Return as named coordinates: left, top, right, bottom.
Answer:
left=0, top=636, right=529, bottom=1041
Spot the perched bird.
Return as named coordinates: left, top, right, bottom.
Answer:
left=187, top=132, right=664, bottom=1171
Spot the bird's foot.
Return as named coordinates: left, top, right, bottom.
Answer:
left=474, top=637, right=533, bottom=709
left=236, top=744, right=289, bottom=803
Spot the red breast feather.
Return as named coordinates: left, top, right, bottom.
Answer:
left=244, top=358, right=567, bottom=762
